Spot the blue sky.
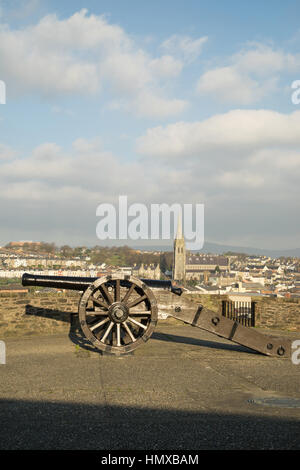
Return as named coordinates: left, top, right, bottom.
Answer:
left=0, top=0, right=300, bottom=250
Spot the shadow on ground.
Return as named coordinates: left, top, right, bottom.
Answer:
left=25, top=305, right=256, bottom=355
left=151, top=331, right=257, bottom=354
left=0, top=398, right=299, bottom=450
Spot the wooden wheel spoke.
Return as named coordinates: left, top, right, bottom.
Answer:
left=127, top=294, right=148, bottom=309
left=100, top=321, right=114, bottom=342
left=115, top=279, right=120, bottom=302
left=128, top=316, right=147, bottom=330
left=100, top=284, right=113, bottom=305
left=89, top=317, right=109, bottom=332
left=123, top=321, right=136, bottom=342
left=122, top=283, right=135, bottom=304
left=127, top=310, right=151, bottom=316
left=86, top=309, right=108, bottom=315
left=116, top=323, right=121, bottom=347
left=91, top=296, right=109, bottom=310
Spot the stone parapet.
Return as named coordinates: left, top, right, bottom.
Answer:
left=0, top=289, right=299, bottom=337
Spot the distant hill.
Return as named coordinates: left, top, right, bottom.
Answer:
left=200, top=242, right=300, bottom=258
left=3, top=239, right=299, bottom=259
left=134, top=241, right=300, bottom=258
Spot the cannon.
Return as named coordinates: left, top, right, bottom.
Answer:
left=22, top=272, right=292, bottom=358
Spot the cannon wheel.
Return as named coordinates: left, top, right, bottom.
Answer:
left=78, top=274, right=158, bottom=355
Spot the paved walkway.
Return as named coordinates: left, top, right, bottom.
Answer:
left=0, top=320, right=300, bottom=449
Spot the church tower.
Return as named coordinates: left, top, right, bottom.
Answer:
left=173, top=215, right=186, bottom=282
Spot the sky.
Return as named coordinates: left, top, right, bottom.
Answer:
left=0, top=0, right=300, bottom=250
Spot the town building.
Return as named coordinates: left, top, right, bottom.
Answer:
left=173, top=217, right=230, bottom=282
left=132, top=263, right=161, bottom=280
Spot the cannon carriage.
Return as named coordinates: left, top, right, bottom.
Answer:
left=22, top=272, right=292, bottom=358
left=22, top=272, right=181, bottom=355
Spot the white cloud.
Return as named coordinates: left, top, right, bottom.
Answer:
left=131, top=91, right=187, bottom=119
left=197, top=66, right=264, bottom=105
left=134, top=108, right=300, bottom=243
left=149, top=55, right=183, bottom=78
left=233, top=43, right=300, bottom=76
left=5, top=109, right=300, bottom=200
left=161, top=34, right=208, bottom=63
left=0, top=131, right=299, bottom=248
left=0, top=9, right=187, bottom=118
left=101, top=50, right=153, bottom=95
left=249, top=148, right=300, bottom=170
left=216, top=170, right=265, bottom=188
left=196, top=43, right=300, bottom=104
left=0, top=138, right=169, bottom=200
left=136, top=109, right=300, bottom=157
left=0, top=12, right=101, bottom=95
left=106, top=91, right=187, bottom=118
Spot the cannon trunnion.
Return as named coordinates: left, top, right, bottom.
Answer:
left=22, top=273, right=292, bottom=358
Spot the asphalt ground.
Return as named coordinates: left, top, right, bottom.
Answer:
left=0, top=319, right=300, bottom=451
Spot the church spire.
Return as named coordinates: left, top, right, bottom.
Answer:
left=175, top=213, right=183, bottom=240
left=173, top=212, right=185, bottom=282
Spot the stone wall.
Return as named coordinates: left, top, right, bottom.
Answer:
left=181, top=293, right=300, bottom=332
left=253, top=296, right=300, bottom=331
left=0, top=290, right=80, bottom=337
left=154, top=290, right=300, bottom=332
left=0, top=288, right=299, bottom=338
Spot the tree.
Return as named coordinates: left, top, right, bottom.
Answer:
left=160, top=254, right=168, bottom=273
left=60, top=245, right=73, bottom=257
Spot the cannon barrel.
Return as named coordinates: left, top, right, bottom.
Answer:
left=22, top=273, right=95, bottom=291
left=22, top=272, right=182, bottom=295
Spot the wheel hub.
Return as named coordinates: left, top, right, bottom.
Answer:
left=108, top=302, right=129, bottom=323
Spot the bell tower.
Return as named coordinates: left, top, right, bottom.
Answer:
left=173, top=215, right=186, bottom=282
